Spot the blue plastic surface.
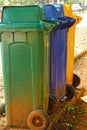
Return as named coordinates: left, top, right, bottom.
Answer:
left=53, top=4, right=64, bottom=17
left=53, top=4, right=75, bottom=27
left=44, top=4, right=75, bottom=100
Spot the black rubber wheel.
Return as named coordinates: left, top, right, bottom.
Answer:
left=0, top=103, right=5, bottom=115
left=66, top=84, right=75, bottom=101
left=72, top=74, right=80, bottom=88
left=47, top=94, right=58, bottom=115
left=27, top=109, right=50, bottom=130
left=50, top=94, right=59, bottom=103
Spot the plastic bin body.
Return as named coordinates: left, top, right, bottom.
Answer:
left=44, top=4, right=75, bottom=100
left=44, top=5, right=68, bottom=100
left=0, top=6, right=55, bottom=128
left=50, top=27, right=67, bottom=99
left=63, top=4, right=82, bottom=85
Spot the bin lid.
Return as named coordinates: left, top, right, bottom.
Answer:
left=44, top=5, right=75, bottom=29
left=63, top=4, right=82, bottom=25
left=2, top=6, right=44, bottom=23
left=53, top=4, right=76, bottom=28
left=0, top=5, right=59, bottom=32
left=63, top=4, right=72, bottom=17
left=53, top=4, right=64, bottom=18
left=72, top=14, right=82, bottom=25
left=44, top=5, right=59, bottom=20
left=57, top=16, right=76, bottom=29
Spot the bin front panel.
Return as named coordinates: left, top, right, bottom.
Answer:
left=1, top=31, right=50, bottom=127
left=66, top=26, right=76, bottom=84
left=50, top=28, right=67, bottom=99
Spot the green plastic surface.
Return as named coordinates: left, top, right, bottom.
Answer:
left=0, top=5, right=59, bottom=128
left=2, top=6, right=44, bottom=23
left=0, top=6, right=58, bottom=128
left=0, top=6, right=58, bottom=32
left=1, top=31, right=50, bottom=127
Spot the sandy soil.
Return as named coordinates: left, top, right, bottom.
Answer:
left=53, top=53, right=87, bottom=130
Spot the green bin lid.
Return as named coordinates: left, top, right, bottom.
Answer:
left=0, top=5, right=59, bottom=32
left=2, top=5, right=44, bottom=23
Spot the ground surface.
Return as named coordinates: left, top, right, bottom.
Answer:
left=53, top=53, right=87, bottom=130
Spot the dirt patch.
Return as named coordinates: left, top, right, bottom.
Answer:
left=52, top=53, right=87, bottom=130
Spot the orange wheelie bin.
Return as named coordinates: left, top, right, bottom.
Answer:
left=63, top=4, right=82, bottom=88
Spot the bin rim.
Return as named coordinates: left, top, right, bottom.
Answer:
left=43, top=4, right=76, bottom=29
left=0, top=20, right=59, bottom=33
left=72, top=14, right=82, bottom=25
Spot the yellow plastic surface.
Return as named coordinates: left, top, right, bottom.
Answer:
left=63, top=4, right=82, bottom=84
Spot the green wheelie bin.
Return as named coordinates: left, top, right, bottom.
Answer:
left=0, top=5, right=58, bottom=130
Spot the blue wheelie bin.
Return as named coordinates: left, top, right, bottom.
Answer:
left=54, top=4, right=76, bottom=101
left=43, top=4, right=75, bottom=114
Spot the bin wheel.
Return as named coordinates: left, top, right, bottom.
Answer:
left=0, top=103, right=5, bottom=115
left=72, top=74, right=80, bottom=88
left=47, top=94, right=58, bottom=115
left=66, top=84, right=75, bottom=101
left=50, top=94, right=59, bottom=103
left=27, top=109, right=50, bottom=130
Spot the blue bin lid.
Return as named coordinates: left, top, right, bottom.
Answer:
left=58, top=16, right=76, bottom=28
left=44, top=5, right=59, bottom=20
left=53, top=4, right=64, bottom=18
left=44, top=5, right=75, bottom=29
left=53, top=4, right=76, bottom=28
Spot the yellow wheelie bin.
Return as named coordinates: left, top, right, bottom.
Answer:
left=63, top=4, right=82, bottom=88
